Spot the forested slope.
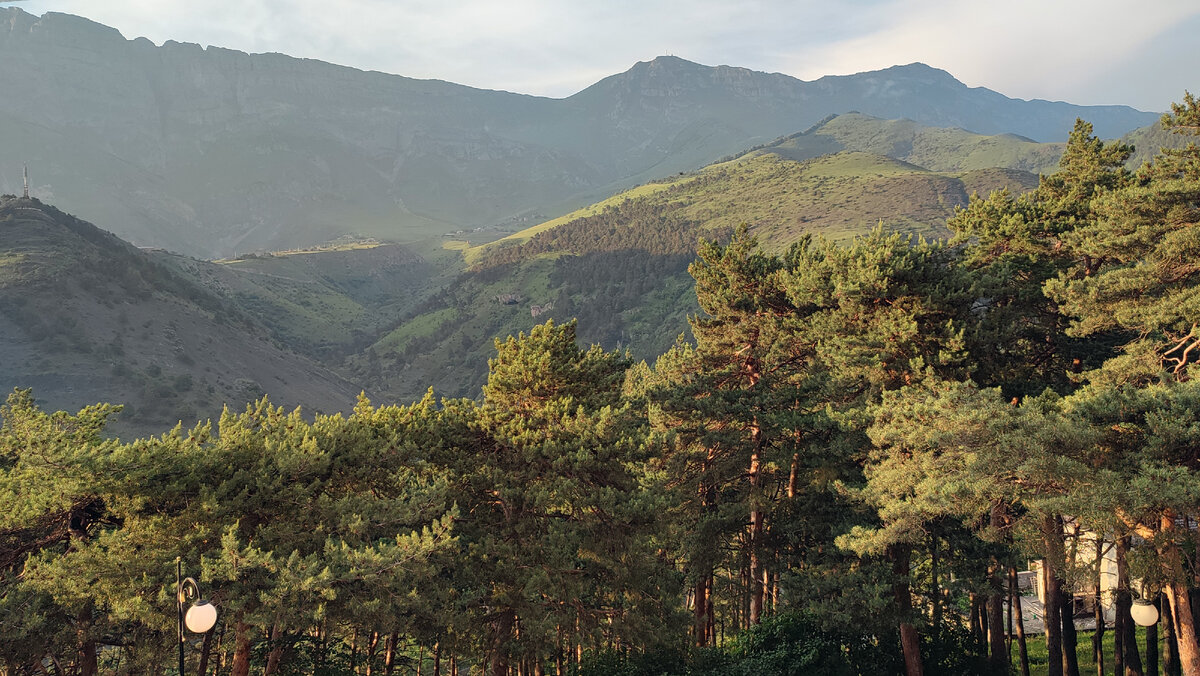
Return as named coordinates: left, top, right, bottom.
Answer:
left=362, top=146, right=1039, bottom=404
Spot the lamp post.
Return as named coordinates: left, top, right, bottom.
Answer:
left=176, top=558, right=218, bottom=676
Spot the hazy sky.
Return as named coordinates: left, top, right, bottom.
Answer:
left=10, top=0, right=1200, bottom=112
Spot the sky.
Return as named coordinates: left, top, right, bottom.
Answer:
left=8, top=0, right=1200, bottom=112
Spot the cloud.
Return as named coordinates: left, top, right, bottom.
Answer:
left=776, top=0, right=1200, bottom=108
left=16, top=0, right=1200, bottom=108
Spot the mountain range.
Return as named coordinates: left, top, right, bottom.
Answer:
left=0, top=8, right=1159, bottom=258
left=3, top=8, right=1189, bottom=428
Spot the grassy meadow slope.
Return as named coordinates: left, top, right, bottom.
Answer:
left=771, top=113, right=1066, bottom=174
left=0, top=196, right=360, bottom=434
left=361, top=136, right=1042, bottom=403
left=475, top=148, right=1040, bottom=256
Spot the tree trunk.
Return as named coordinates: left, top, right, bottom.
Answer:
left=984, top=573, right=1003, bottom=667
left=365, top=632, right=379, bottom=676
left=746, top=355, right=764, bottom=627
left=555, top=625, right=564, bottom=676
left=1011, top=566, right=1030, bottom=676
left=739, top=534, right=749, bottom=630
left=433, top=642, right=441, bottom=676
left=1063, top=588, right=1081, bottom=676
left=1119, top=536, right=1144, bottom=676
left=890, top=544, right=923, bottom=676
left=976, top=594, right=989, bottom=652
left=384, top=633, right=397, bottom=676
left=787, top=452, right=799, bottom=499
left=1160, top=511, right=1200, bottom=676
left=969, top=593, right=982, bottom=648
left=198, top=625, right=215, bottom=676
left=1166, top=594, right=1182, bottom=676
left=930, top=534, right=941, bottom=630
left=695, top=467, right=715, bottom=646
left=1149, top=595, right=1161, bottom=676
left=1043, top=518, right=1064, bottom=676
left=489, top=610, right=515, bottom=676
left=230, top=621, right=252, bottom=676
left=210, top=621, right=226, bottom=676
left=694, top=574, right=711, bottom=646
left=1166, top=580, right=1200, bottom=676
left=76, top=603, right=98, bottom=676
left=1008, top=567, right=1015, bottom=657
left=1096, top=588, right=1106, bottom=676
left=264, top=623, right=284, bottom=675
left=987, top=514, right=1007, bottom=669
left=748, top=445, right=764, bottom=626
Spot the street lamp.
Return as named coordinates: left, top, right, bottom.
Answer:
left=1131, top=578, right=1159, bottom=627
left=1131, top=597, right=1159, bottom=627
left=177, top=558, right=218, bottom=675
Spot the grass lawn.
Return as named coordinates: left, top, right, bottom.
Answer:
left=1016, top=625, right=1164, bottom=675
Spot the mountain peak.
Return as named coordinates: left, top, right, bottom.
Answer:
left=876, top=62, right=961, bottom=84
left=643, top=55, right=703, bottom=68
left=625, top=55, right=708, bottom=77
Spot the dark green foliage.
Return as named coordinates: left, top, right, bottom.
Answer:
left=1046, top=98, right=1200, bottom=385
left=573, top=613, right=1002, bottom=676
left=476, top=196, right=727, bottom=270
left=949, top=119, right=1133, bottom=397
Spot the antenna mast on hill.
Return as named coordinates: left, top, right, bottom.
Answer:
left=23, top=164, right=29, bottom=198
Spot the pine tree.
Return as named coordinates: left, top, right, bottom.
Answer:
left=1046, top=101, right=1200, bottom=384
left=781, top=228, right=969, bottom=676
left=444, top=320, right=671, bottom=675
left=1037, top=98, right=1200, bottom=674
left=948, top=119, right=1133, bottom=397
left=0, top=389, right=122, bottom=676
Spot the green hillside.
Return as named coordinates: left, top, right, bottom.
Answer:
left=0, top=196, right=359, bottom=433
left=787, top=112, right=1067, bottom=174
left=475, top=149, right=1040, bottom=258
left=156, top=238, right=460, bottom=359
left=4, top=111, right=1178, bottom=414
left=370, top=143, right=1040, bottom=403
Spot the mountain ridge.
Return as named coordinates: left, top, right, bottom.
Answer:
left=0, top=8, right=1160, bottom=258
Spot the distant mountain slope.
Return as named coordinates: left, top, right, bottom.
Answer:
left=362, top=146, right=1039, bottom=402
left=761, top=113, right=1066, bottom=174
left=0, top=196, right=359, bottom=433
left=0, top=9, right=1157, bottom=257
left=154, top=238, right=459, bottom=359
left=476, top=149, right=1040, bottom=259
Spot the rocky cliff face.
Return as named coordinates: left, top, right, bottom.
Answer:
left=0, top=9, right=1158, bottom=257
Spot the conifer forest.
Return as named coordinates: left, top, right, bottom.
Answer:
left=4, top=98, right=1200, bottom=676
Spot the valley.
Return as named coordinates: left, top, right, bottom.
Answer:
left=6, top=103, right=1184, bottom=428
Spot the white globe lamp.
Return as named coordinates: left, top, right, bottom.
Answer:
left=185, top=600, right=219, bottom=634
left=1131, top=599, right=1159, bottom=627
